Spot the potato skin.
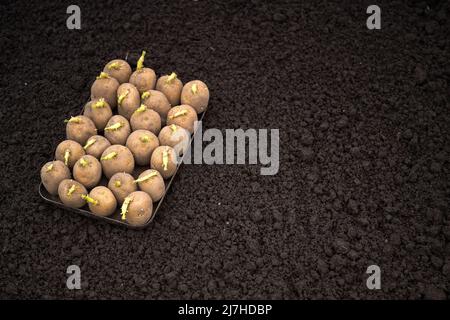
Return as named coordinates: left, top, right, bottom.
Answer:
left=83, top=99, right=113, bottom=130
left=125, top=130, right=159, bottom=166
left=66, top=115, right=97, bottom=145
left=100, top=145, right=135, bottom=178
left=150, top=146, right=178, bottom=179
left=156, top=75, right=183, bottom=107
left=103, top=59, right=132, bottom=84
left=40, top=160, right=71, bottom=195
left=124, top=191, right=153, bottom=226
left=181, top=80, right=209, bottom=113
left=129, top=68, right=156, bottom=94
left=130, top=107, right=161, bottom=135
left=87, top=186, right=117, bottom=217
left=141, top=90, right=171, bottom=123
left=136, top=169, right=165, bottom=202
left=91, top=76, right=120, bottom=108
left=117, top=83, right=140, bottom=120
left=58, top=179, right=87, bottom=208
left=73, top=155, right=102, bottom=189
left=108, top=172, right=137, bottom=204
left=166, top=105, right=198, bottom=134
left=104, top=115, right=131, bottom=145
left=158, top=125, right=190, bottom=156
left=83, top=135, right=111, bottom=159
left=55, top=140, right=85, bottom=168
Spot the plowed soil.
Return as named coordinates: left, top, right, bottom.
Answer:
left=0, top=0, right=449, bottom=299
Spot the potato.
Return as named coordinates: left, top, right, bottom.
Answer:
left=117, top=83, right=140, bottom=120
left=65, top=115, right=97, bottom=145
left=158, top=124, right=190, bottom=156
left=100, top=145, right=135, bottom=178
left=150, top=146, right=178, bottom=179
left=121, top=191, right=153, bottom=226
left=58, top=179, right=87, bottom=208
left=83, top=98, right=113, bottom=130
left=141, top=89, right=171, bottom=123
left=83, top=186, right=117, bottom=217
left=103, top=59, right=132, bottom=84
left=108, top=172, right=137, bottom=204
left=166, top=105, right=198, bottom=134
left=91, top=72, right=120, bottom=108
left=104, top=115, right=131, bottom=145
left=73, top=155, right=102, bottom=189
left=83, top=135, right=111, bottom=159
left=181, top=80, right=209, bottom=113
left=134, top=169, right=165, bottom=202
left=129, top=51, right=156, bottom=94
left=156, top=72, right=182, bottom=107
left=40, top=160, right=71, bottom=195
left=55, top=140, right=85, bottom=168
left=130, top=104, right=161, bottom=135
left=125, top=130, right=159, bottom=166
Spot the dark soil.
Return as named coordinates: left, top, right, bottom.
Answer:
left=1, top=0, right=449, bottom=299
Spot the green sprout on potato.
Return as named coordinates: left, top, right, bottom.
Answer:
left=92, top=98, right=107, bottom=109
left=121, top=196, right=132, bottom=220
left=134, top=171, right=158, bottom=184
left=139, top=135, right=150, bottom=143
left=191, top=83, right=198, bottom=94
left=137, top=51, right=146, bottom=71
left=117, top=89, right=129, bottom=106
left=81, top=194, right=98, bottom=206
left=141, top=91, right=151, bottom=100
left=168, top=109, right=188, bottom=120
left=162, top=149, right=169, bottom=171
left=96, top=72, right=110, bottom=80
left=166, top=72, right=177, bottom=84
left=101, top=151, right=118, bottom=161
left=64, top=116, right=81, bottom=124
left=83, top=138, right=96, bottom=150
left=135, top=104, right=147, bottom=114
left=107, top=62, right=121, bottom=70
left=104, top=122, right=123, bottom=131
left=67, top=184, right=77, bottom=197
left=64, top=149, right=71, bottom=166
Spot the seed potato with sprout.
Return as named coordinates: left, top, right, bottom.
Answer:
left=83, top=98, right=113, bottom=130
left=150, top=145, right=178, bottom=179
left=55, top=140, right=85, bottom=168
left=134, top=169, right=165, bottom=202
left=117, top=83, right=140, bottom=120
left=58, top=179, right=87, bottom=208
left=104, top=115, right=131, bottom=145
left=130, top=104, right=161, bottom=135
left=141, top=90, right=171, bottom=124
left=129, top=51, right=156, bottom=94
left=156, top=72, right=183, bottom=107
left=107, top=172, right=137, bottom=204
left=103, top=59, right=132, bottom=84
left=73, top=155, right=102, bottom=189
left=82, top=186, right=117, bottom=217
left=125, top=130, right=159, bottom=166
left=91, top=72, right=120, bottom=108
left=40, top=160, right=71, bottom=195
left=166, top=104, right=198, bottom=134
left=100, top=145, right=135, bottom=178
left=158, top=124, right=190, bottom=156
left=65, top=115, right=97, bottom=145
left=83, top=135, right=111, bottom=159
left=181, top=80, right=209, bottom=113
left=120, top=191, right=153, bottom=226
